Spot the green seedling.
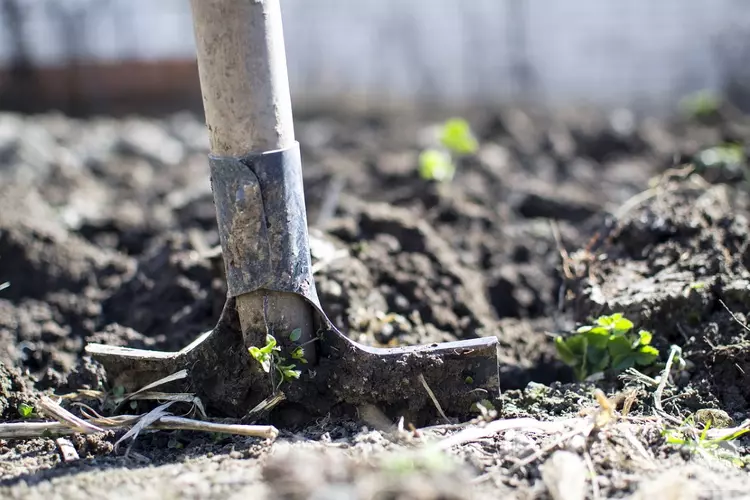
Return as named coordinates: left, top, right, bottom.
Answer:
left=419, top=118, right=479, bottom=182
left=290, top=346, right=307, bottom=364
left=695, top=143, right=745, bottom=172
left=439, top=118, right=479, bottom=155
left=288, top=328, right=302, bottom=342
left=17, top=402, right=34, bottom=418
left=248, top=333, right=302, bottom=390
left=419, top=149, right=455, bottom=182
left=248, top=334, right=279, bottom=373
left=555, top=313, right=659, bottom=381
left=664, top=418, right=750, bottom=468
left=679, top=90, right=721, bottom=120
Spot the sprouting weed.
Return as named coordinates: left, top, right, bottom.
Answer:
left=555, top=313, right=660, bottom=381
left=17, top=403, right=34, bottom=418
left=291, top=346, right=307, bottom=364
left=419, top=118, right=478, bottom=182
left=248, top=333, right=303, bottom=390
left=663, top=417, right=750, bottom=468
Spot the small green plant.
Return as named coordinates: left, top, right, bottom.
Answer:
left=419, top=149, right=455, bottom=182
left=419, top=118, right=478, bottom=182
left=555, top=313, right=659, bottom=380
left=289, top=328, right=302, bottom=343
left=696, top=143, right=745, bottom=170
left=439, top=118, right=479, bottom=154
left=17, top=402, right=34, bottom=418
left=693, top=143, right=747, bottom=183
left=679, top=90, right=721, bottom=120
left=248, top=333, right=302, bottom=390
left=290, top=346, right=307, bottom=364
left=664, top=418, right=750, bottom=467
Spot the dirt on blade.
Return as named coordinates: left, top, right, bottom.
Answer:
left=2, top=107, right=750, bottom=498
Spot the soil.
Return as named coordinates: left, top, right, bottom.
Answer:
left=2, top=105, right=750, bottom=498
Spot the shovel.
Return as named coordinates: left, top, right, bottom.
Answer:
left=86, top=0, right=499, bottom=425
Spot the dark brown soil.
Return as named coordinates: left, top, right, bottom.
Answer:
left=2, top=106, right=750, bottom=498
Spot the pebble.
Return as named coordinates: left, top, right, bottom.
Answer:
left=541, top=450, right=587, bottom=500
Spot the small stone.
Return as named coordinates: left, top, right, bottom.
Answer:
left=541, top=450, right=587, bottom=500
left=694, top=408, right=734, bottom=428
left=56, top=438, right=80, bottom=463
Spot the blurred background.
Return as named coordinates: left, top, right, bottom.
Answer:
left=1, top=0, right=750, bottom=116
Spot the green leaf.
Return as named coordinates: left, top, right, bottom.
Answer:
left=279, top=365, right=301, bottom=381
left=612, top=317, right=634, bottom=333
left=565, top=335, right=587, bottom=355
left=611, top=353, right=636, bottom=371
left=112, top=385, right=126, bottom=398
left=607, top=335, right=633, bottom=357
left=18, top=403, right=34, bottom=418
left=679, top=90, right=721, bottom=118
left=634, top=345, right=659, bottom=366
left=595, top=313, right=621, bottom=327
left=638, top=330, right=653, bottom=346
left=419, top=149, right=455, bottom=182
left=439, top=118, right=478, bottom=155
left=249, top=347, right=272, bottom=373
left=289, top=328, right=302, bottom=343
left=583, top=328, right=610, bottom=349
left=291, top=346, right=307, bottom=364
left=586, top=348, right=610, bottom=373
left=259, top=335, right=278, bottom=355
left=555, top=337, right=579, bottom=366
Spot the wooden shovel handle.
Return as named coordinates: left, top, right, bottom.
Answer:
left=190, top=0, right=295, bottom=155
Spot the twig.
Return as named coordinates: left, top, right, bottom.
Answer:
left=436, top=417, right=576, bottom=450
left=119, top=392, right=207, bottom=419
left=245, top=392, right=286, bottom=419
left=116, top=402, right=176, bottom=455
left=150, top=416, right=279, bottom=439
left=583, top=450, right=600, bottom=500
left=653, top=345, right=683, bottom=425
left=509, top=421, right=595, bottom=473
left=56, top=389, right=106, bottom=401
left=618, top=423, right=657, bottom=468
left=719, top=299, right=750, bottom=333
left=0, top=281, right=9, bottom=292
left=418, top=374, right=451, bottom=425
left=613, top=188, right=658, bottom=220
left=549, top=220, right=574, bottom=279
left=0, top=413, right=279, bottom=441
left=119, top=370, right=188, bottom=405
left=39, top=396, right=103, bottom=434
